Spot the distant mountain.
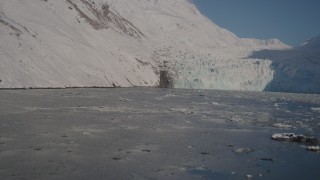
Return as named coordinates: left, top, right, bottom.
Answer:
left=242, top=38, right=290, bottom=49
left=300, top=35, right=320, bottom=50
left=0, top=0, right=299, bottom=92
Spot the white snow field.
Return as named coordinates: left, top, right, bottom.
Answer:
left=1, top=0, right=303, bottom=91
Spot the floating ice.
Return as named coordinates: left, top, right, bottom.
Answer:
left=83, top=132, right=91, bottom=136
left=307, top=146, right=320, bottom=152
left=273, top=123, right=292, bottom=129
left=119, top=97, right=133, bottom=102
left=246, top=174, right=253, bottom=180
left=234, top=148, right=254, bottom=154
left=211, top=102, right=220, bottom=106
left=272, top=133, right=295, bottom=140
left=311, top=107, right=320, bottom=112
left=271, top=133, right=318, bottom=145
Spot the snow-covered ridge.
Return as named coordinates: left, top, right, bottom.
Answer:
left=242, top=38, right=291, bottom=50
left=1, top=0, right=316, bottom=93
left=300, top=35, right=320, bottom=50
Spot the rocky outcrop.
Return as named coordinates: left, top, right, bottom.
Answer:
left=66, top=0, right=144, bottom=39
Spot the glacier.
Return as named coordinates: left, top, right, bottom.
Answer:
left=0, top=0, right=318, bottom=93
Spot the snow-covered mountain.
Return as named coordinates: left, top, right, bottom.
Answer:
left=250, top=36, right=320, bottom=93
left=300, top=35, right=320, bottom=50
left=0, top=0, right=299, bottom=91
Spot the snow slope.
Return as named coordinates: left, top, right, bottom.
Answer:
left=0, top=0, right=291, bottom=90
left=250, top=36, right=320, bottom=93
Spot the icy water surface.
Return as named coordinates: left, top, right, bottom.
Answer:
left=0, top=88, right=319, bottom=180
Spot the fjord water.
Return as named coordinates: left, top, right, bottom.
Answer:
left=0, top=88, right=319, bottom=179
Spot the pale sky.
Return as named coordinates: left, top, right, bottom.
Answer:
left=193, top=0, right=320, bottom=46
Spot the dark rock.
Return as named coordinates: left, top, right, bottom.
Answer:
left=159, top=70, right=173, bottom=88
left=112, top=157, right=122, bottom=161
left=200, top=152, right=210, bottom=155
left=260, top=158, right=274, bottom=162
left=142, top=149, right=151, bottom=152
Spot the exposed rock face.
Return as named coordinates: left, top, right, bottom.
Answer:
left=66, top=0, right=144, bottom=39
left=159, top=70, right=173, bottom=88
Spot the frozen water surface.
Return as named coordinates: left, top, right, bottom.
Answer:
left=0, top=88, right=319, bottom=180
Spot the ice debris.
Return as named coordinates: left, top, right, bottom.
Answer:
left=311, top=107, right=320, bottom=112
left=234, top=147, right=254, bottom=154
left=271, top=133, right=318, bottom=145
left=246, top=174, right=253, bottom=180
left=306, top=146, right=320, bottom=152
left=119, top=97, right=133, bottom=102
left=211, top=102, right=220, bottom=106
left=83, top=132, right=91, bottom=136
left=273, top=123, right=292, bottom=129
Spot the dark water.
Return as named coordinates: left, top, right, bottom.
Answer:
left=0, top=88, right=319, bottom=179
